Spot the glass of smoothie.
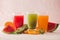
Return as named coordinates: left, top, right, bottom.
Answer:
left=28, top=14, right=37, bottom=29
left=37, top=15, right=48, bottom=32
left=14, top=16, right=24, bottom=29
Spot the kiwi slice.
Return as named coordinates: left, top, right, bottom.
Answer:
left=11, top=24, right=28, bottom=34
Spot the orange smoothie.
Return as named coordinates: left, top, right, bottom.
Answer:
left=37, top=16, right=48, bottom=32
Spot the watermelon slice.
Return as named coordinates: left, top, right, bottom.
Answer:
left=5, top=22, right=16, bottom=30
left=11, top=24, right=28, bottom=34
left=3, top=22, right=16, bottom=34
left=47, top=22, right=59, bottom=32
left=3, top=26, right=15, bottom=33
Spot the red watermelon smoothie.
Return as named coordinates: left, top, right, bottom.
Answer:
left=14, top=16, right=24, bottom=29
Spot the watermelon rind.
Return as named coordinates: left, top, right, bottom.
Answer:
left=53, top=24, right=59, bottom=31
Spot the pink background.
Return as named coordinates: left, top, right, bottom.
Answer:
left=0, top=0, right=60, bottom=26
